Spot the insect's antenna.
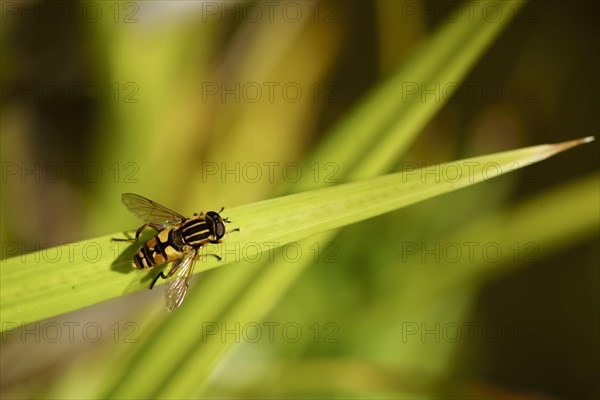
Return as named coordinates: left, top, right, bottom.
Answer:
left=222, top=227, right=240, bottom=239
left=218, top=207, right=225, bottom=214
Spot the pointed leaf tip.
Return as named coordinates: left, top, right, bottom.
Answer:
left=550, top=136, right=595, bottom=155
left=582, top=136, right=595, bottom=143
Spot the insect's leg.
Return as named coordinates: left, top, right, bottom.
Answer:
left=149, top=259, right=184, bottom=289
left=198, top=253, right=222, bottom=261
left=112, top=237, right=136, bottom=243
left=134, top=224, right=155, bottom=241
left=111, top=226, right=145, bottom=242
left=149, top=271, right=168, bottom=289
left=112, top=223, right=159, bottom=243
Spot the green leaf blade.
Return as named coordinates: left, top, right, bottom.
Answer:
left=0, top=137, right=591, bottom=330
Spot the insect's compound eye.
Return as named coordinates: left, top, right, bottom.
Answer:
left=206, top=211, right=226, bottom=239
left=214, top=221, right=225, bottom=239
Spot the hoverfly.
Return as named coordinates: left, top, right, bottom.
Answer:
left=113, top=193, right=236, bottom=311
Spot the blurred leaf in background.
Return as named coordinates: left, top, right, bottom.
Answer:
left=0, top=1, right=598, bottom=399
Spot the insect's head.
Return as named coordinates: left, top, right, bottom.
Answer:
left=205, top=210, right=230, bottom=240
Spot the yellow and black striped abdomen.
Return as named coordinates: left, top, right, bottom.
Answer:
left=133, top=228, right=185, bottom=270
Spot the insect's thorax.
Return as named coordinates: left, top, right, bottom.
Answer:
left=179, top=216, right=215, bottom=247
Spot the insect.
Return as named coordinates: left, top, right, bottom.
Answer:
left=113, top=193, right=236, bottom=311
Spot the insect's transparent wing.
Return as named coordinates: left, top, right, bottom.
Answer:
left=121, top=193, right=185, bottom=227
left=165, top=251, right=197, bottom=311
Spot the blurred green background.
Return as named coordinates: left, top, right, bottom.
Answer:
left=1, top=0, right=598, bottom=398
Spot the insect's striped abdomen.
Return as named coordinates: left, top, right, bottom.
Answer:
left=133, top=229, right=185, bottom=270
